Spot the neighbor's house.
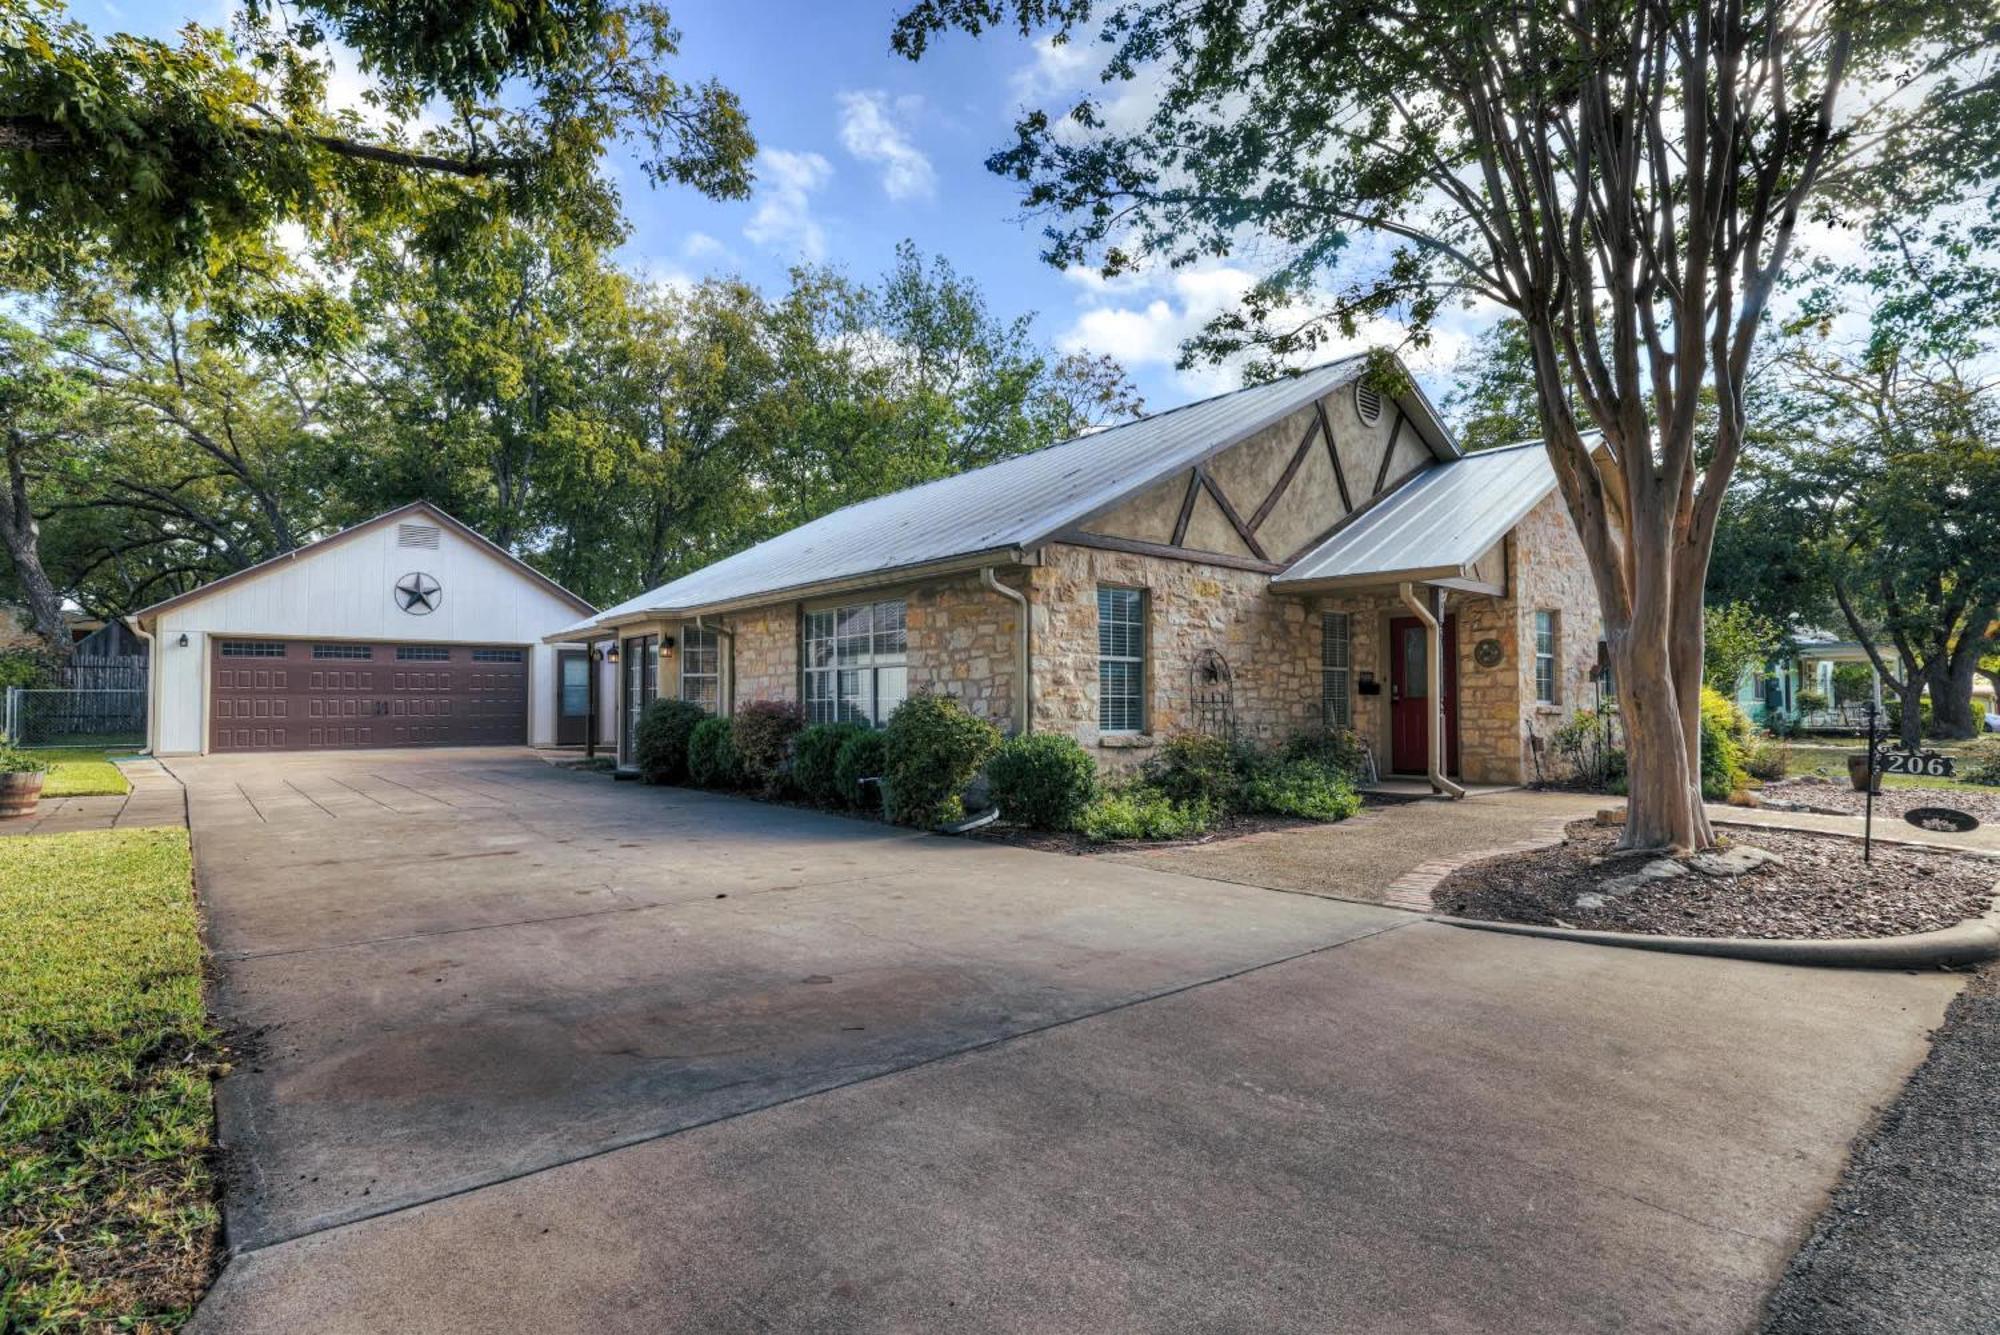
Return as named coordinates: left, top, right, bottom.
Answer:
left=1734, top=628, right=1996, bottom=728
left=551, top=356, right=1607, bottom=791
left=128, top=502, right=615, bottom=755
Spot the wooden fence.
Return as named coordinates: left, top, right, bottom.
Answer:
left=58, top=653, right=148, bottom=691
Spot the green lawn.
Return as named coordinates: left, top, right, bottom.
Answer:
left=31, top=749, right=136, bottom=799
left=1784, top=742, right=1991, bottom=794
left=0, top=829, right=221, bottom=1331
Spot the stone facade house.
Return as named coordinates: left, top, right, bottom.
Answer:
left=552, top=356, right=1607, bottom=792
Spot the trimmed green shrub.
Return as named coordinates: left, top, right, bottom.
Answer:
left=687, top=715, right=742, bottom=789
left=1143, top=732, right=1244, bottom=811
left=794, top=722, right=868, bottom=806
left=1960, top=737, right=2000, bottom=786
left=1240, top=759, right=1362, bottom=822
left=1278, top=727, right=1368, bottom=780
left=881, top=693, right=1002, bottom=827
left=1699, top=685, right=1751, bottom=800
left=985, top=732, right=1098, bottom=830
left=1077, top=787, right=1213, bottom=842
left=733, top=699, right=804, bottom=793
left=834, top=729, right=888, bottom=809
left=634, top=698, right=707, bottom=784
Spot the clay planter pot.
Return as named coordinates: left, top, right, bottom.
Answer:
left=0, top=769, right=44, bottom=819
left=1846, top=753, right=1883, bottom=794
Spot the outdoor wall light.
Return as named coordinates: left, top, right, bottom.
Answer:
left=605, top=643, right=618, bottom=663
left=178, top=633, right=189, bottom=648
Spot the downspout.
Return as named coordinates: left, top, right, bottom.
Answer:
left=123, top=616, right=158, bottom=756
left=980, top=568, right=1031, bottom=735
left=1396, top=582, right=1466, bottom=799
left=695, top=614, right=735, bottom=714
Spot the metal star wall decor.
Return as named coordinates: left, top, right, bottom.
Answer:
left=395, top=571, right=441, bottom=615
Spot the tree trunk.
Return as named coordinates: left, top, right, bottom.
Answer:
left=1924, top=606, right=1993, bottom=740
left=0, top=435, right=72, bottom=657
left=1894, top=648, right=1925, bottom=750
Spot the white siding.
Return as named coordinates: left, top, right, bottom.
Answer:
left=151, top=517, right=590, bottom=754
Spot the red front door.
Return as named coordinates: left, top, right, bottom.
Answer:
left=1389, top=615, right=1460, bottom=775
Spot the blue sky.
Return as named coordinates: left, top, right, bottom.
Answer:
left=71, top=0, right=1493, bottom=411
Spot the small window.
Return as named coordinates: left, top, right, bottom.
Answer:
left=1355, top=381, right=1382, bottom=424
left=395, top=645, right=450, bottom=661
left=1534, top=611, right=1559, bottom=704
left=471, top=648, right=524, bottom=663
left=313, top=643, right=372, bottom=660
left=1321, top=612, right=1351, bottom=728
left=219, top=640, right=284, bottom=658
left=397, top=522, right=441, bottom=549
left=1097, top=586, right=1146, bottom=733
left=681, top=624, right=720, bottom=713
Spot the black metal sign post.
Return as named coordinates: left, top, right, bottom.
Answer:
left=1863, top=702, right=1878, bottom=864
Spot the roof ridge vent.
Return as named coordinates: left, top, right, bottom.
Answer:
left=398, top=521, right=441, bottom=549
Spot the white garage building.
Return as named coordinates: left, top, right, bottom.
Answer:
left=129, top=502, right=610, bottom=756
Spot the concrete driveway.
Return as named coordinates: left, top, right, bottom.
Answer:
left=177, top=749, right=1960, bottom=1333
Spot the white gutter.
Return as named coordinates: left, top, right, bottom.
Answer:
left=980, top=568, right=1032, bottom=735
left=122, top=616, right=159, bottom=755
left=1396, top=582, right=1466, bottom=799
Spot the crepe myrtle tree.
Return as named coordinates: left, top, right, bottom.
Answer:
left=894, top=0, right=2000, bottom=852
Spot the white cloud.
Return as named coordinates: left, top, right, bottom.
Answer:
left=681, top=231, right=728, bottom=260
left=1010, top=37, right=1094, bottom=104
left=743, top=148, right=833, bottom=260
left=836, top=91, right=937, bottom=204
left=1056, top=265, right=1261, bottom=395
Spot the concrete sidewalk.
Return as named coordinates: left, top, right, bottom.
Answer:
left=0, top=756, right=185, bottom=836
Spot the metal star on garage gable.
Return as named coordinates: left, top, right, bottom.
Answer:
left=395, top=571, right=442, bottom=615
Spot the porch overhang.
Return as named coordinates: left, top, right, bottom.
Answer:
left=1270, top=440, right=1555, bottom=601
left=1269, top=564, right=1507, bottom=598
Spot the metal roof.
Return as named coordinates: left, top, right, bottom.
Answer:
left=1272, top=441, right=1558, bottom=589
left=558, top=356, right=1459, bottom=634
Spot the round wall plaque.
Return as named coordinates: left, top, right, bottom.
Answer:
left=1473, top=637, right=1504, bottom=668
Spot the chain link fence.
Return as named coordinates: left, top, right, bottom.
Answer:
left=3, top=688, right=147, bottom=748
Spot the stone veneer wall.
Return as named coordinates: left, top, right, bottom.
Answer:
left=1029, top=543, right=1322, bottom=768
left=906, top=572, right=1024, bottom=733
left=722, top=604, right=798, bottom=708
left=1508, top=488, right=1606, bottom=780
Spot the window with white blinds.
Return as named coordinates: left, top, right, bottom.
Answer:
left=1097, top=586, right=1146, bottom=733
left=1321, top=611, right=1351, bottom=727
left=803, top=599, right=908, bottom=726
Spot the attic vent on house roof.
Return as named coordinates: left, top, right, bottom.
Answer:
left=398, top=522, right=441, bottom=550
left=1354, top=382, right=1383, bottom=425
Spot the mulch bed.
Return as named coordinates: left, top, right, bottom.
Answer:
left=1756, top=775, right=2000, bottom=824
left=1433, top=820, right=1997, bottom=941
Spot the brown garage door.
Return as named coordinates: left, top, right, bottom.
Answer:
left=209, top=639, right=528, bottom=752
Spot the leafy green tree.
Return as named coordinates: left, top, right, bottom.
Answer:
left=1701, top=603, right=1782, bottom=696
left=0, top=0, right=754, bottom=297
left=894, top=0, right=1996, bottom=851
left=0, top=314, right=86, bottom=648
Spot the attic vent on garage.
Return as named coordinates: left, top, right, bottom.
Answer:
left=398, top=522, right=441, bottom=549
left=1354, top=382, right=1383, bottom=425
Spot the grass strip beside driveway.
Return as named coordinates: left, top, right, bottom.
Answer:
left=1, top=828, right=221, bottom=1331
left=35, top=749, right=136, bottom=799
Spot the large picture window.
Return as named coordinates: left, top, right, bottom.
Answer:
left=1097, top=586, right=1146, bottom=733
left=1321, top=611, right=1351, bottom=728
left=681, top=624, right=720, bottom=713
left=803, top=599, right=907, bottom=726
left=1534, top=610, right=1559, bottom=704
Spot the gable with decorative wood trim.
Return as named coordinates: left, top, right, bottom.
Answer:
left=1059, top=379, right=1440, bottom=571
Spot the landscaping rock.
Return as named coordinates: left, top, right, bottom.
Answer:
left=1595, top=807, right=1626, bottom=826
left=1574, top=892, right=1609, bottom=911
left=1598, top=859, right=1687, bottom=897
left=1688, top=845, right=1785, bottom=878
